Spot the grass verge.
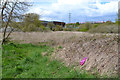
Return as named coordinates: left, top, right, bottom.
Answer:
left=2, top=42, right=100, bottom=78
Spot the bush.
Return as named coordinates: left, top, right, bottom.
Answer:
left=21, top=24, right=37, bottom=32
left=77, top=24, right=91, bottom=32
left=75, top=22, right=80, bottom=26
left=27, top=24, right=37, bottom=31
left=105, top=21, right=114, bottom=25
left=63, top=28, right=73, bottom=31
left=88, top=24, right=118, bottom=33
left=115, top=19, right=120, bottom=25
left=79, top=28, right=88, bottom=32
left=39, top=25, right=46, bottom=31
left=54, top=25, right=63, bottom=31
left=92, top=24, right=99, bottom=28
left=84, top=22, right=92, bottom=30
left=47, top=22, right=55, bottom=30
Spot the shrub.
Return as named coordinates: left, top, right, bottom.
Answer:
left=63, top=28, right=73, bottom=31
left=105, top=21, right=114, bottom=25
left=54, top=25, right=63, bottom=31
left=79, top=28, right=88, bottom=32
left=84, top=22, right=92, bottom=30
left=39, top=25, right=46, bottom=31
left=115, top=19, right=120, bottom=25
left=88, top=24, right=118, bottom=33
left=77, top=24, right=90, bottom=32
left=92, top=24, right=99, bottom=28
left=27, top=24, right=36, bottom=32
left=47, top=22, right=55, bottom=30
left=75, top=22, right=80, bottom=26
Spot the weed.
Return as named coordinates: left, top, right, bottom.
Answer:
left=58, top=46, right=63, bottom=49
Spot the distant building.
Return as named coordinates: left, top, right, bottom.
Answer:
left=40, top=20, right=66, bottom=27
left=79, top=21, right=105, bottom=24
left=52, top=21, right=65, bottom=27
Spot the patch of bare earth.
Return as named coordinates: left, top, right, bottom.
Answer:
left=9, top=31, right=118, bottom=77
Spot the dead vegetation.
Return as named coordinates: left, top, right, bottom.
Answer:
left=4, top=31, right=118, bottom=77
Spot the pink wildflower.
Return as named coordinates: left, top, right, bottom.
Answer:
left=80, top=57, right=87, bottom=66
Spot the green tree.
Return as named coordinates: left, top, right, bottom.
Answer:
left=40, top=25, right=46, bottom=31
left=76, top=22, right=80, bottom=26
left=23, top=13, right=41, bottom=27
left=27, top=24, right=36, bottom=32
left=21, top=13, right=42, bottom=32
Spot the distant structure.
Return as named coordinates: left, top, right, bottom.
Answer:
left=41, top=20, right=66, bottom=27
left=79, top=21, right=105, bottom=24
left=52, top=21, right=66, bottom=27
left=69, top=13, right=71, bottom=23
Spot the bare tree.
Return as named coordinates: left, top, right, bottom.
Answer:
left=0, top=0, right=31, bottom=45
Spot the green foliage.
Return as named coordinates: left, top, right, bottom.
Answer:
left=23, top=13, right=40, bottom=23
left=105, top=21, right=114, bottom=25
left=84, top=22, right=92, bottom=30
left=9, top=21, right=18, bottom=28
left=54, top=25, right=63, bottom=31
left=79, top=28, right=88, bottom=32
left=115, top=21, right=119, bottom=24
left=75, top=22, right=80, bottom=26
left=63, top=28, right=73, bottom=31
left=21, top=24, right=36, bottom=32
left=92, top=24, right=99, bottom=28
left=76, top=24, right=91, bottom=32
left=2, top=43, right=97, bottom=78
left=47, top=22, right=55, bottom=30
left=21, top=13, right=42, bottom=32
left=88, top=24, right=118, bottom=33
left=58, top=46, right=63, bottom=49
left=66, top=23, right=75, bottom=28
left=27, top=24, right=37, bottom=31
left=39, top=25, right=46, bottom=31
left=115, top=19, right=120, bottom=25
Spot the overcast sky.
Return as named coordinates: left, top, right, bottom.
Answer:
left=27, top=0, right=118, bottom=23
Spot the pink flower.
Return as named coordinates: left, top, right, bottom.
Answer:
left=80, top=57, right=87, bottom=66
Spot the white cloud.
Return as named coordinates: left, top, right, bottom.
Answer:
left=95, top=1, right=118, bottom=16
left=27, top=0, right=118, bottom=22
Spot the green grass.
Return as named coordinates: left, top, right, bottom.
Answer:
left=2, top=42, right=97, bottom=78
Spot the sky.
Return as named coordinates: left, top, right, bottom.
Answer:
left=27, top=0, right=119, bottom=23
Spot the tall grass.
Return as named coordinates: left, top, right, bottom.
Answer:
left=2, top=43, right=96, bottom=78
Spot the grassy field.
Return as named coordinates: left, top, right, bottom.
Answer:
left=1, top=31, right=118, bottom=78
left=2, top=42, right=97, bottom=78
